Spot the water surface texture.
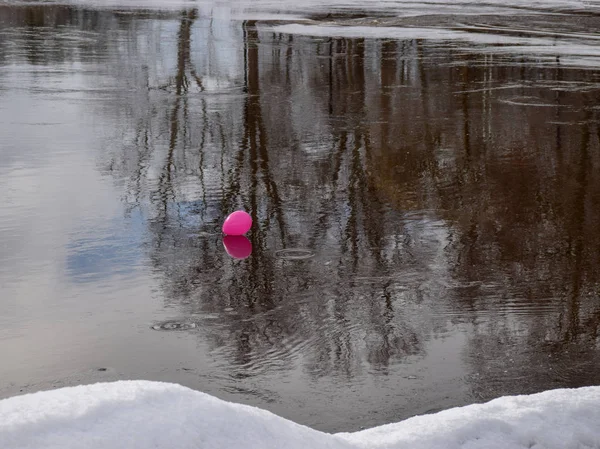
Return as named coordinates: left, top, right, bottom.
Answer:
left=1, top=1, right=600, bottom=432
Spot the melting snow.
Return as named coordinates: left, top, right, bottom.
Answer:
left=1, top=381, right=599, bottom=449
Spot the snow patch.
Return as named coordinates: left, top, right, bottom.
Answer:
left=1, top=381, right=599, bottom=449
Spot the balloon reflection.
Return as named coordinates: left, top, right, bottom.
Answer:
left=222, top=235, right=252, bottom=259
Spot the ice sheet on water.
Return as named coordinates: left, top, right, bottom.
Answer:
left=31, top=0, right=599, bottom=67
left=1, top=380, right=599, bottom=449
left=217, top=0, right=599, bottom=17
left=271, top=22, right=600, bottom=67
left=18, top=0, right=599, bottom=15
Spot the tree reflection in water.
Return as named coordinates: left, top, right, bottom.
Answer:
left=2, top=3, right=600, bottom=429
left=100, top=8, right=600, bottom=392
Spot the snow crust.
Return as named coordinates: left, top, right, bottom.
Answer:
left=1, top=381, right=599, bottom=449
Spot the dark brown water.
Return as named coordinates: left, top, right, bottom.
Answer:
left=1, top=1, right=600, bottom=433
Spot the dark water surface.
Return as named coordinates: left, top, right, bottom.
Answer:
left=1, top=1, right=600, bottom=432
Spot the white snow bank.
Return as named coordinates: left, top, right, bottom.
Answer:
left=339, top=386, right=600, bottom=449
left=0, top=381, right=353, bottom=449
left=1, top=381, right=599, bottom=449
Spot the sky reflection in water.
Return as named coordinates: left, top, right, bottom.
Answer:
left=0, top=2, right=600, bottom=432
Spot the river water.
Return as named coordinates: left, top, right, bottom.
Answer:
left=1, top=0, right=600, bottom=432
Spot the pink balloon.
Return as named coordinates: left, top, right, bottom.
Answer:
left=223, top=236, right=252, bottom=259
left=222, top=210, right=252, bottom=236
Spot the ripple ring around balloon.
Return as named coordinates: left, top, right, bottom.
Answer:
left=275, top=248, right=315, bottom=260
left=151, top=320, right=197, bottom=331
